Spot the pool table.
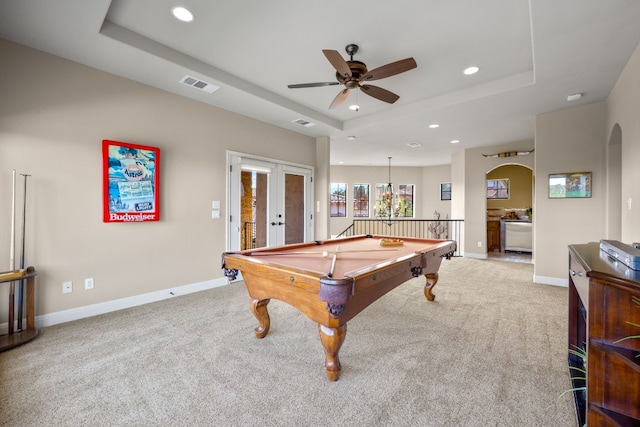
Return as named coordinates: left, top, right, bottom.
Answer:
left=222, top=234, right=456, bottom=381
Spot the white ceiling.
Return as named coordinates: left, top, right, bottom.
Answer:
left=2, top=0, right=640, bottom=167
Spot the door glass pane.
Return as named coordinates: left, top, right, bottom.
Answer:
left=240, top=170, right=269, bottom=250
left=284, top=173, right=304, bottom=245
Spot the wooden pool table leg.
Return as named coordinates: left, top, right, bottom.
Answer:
left=423, top=272, right=439, bottom=301
left=318, top=323, right=347, bottom=381
left=249, top=298, right=271, bottom=338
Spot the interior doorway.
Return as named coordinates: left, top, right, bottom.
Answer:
left=227, top=152, right=314, bottom=251
left=485, top=164, right=534, bottom=263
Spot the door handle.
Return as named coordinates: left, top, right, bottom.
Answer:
left=270, top=222, right=277, bottom=226
left=278, top=222, right=285, bottom=225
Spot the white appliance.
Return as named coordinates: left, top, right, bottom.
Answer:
left=504, top=221, right=532, bottom=252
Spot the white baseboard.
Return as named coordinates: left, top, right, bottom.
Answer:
left=35, top=277, right=230, bottom=329
left=533, top=275, right=568, bottom=287
left=464, top=252, right=488, bottom=259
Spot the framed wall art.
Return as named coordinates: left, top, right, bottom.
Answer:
left=548, top=171, right=591, bottom=198
left=102, top=139, right=160, bottom=222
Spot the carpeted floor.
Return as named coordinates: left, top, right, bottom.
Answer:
left=0, top=257, right=576, bottom=426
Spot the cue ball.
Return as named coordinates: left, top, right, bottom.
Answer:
left=322, top=251, right=329, bottom=258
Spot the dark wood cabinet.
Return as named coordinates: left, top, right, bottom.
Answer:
left=487, top=221, right=500, bottom=252
left=568, top=243, right=640, bottom=427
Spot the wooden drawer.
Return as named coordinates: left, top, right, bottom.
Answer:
left=570, top=253, right=589, bottom=309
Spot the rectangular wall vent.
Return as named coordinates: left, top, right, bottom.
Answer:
left=292, top=118, right=315, bottom=127
left=180, top=75, right=220, bottom=94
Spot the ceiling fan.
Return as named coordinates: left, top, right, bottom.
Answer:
left=288, top=44, right=417, bottom=109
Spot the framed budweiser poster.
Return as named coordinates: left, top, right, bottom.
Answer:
left=102, top=139, right=160, bottom=223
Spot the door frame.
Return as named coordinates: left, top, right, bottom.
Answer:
left=226, top=151, right=314, bottom=251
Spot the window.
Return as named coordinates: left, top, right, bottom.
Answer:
left=398, top=184, right=414, bottom=217
left=440, top=182, right=451, bottom=200
left=487, top=179, right=509, bottom=199
left=374, top=183, right=414, bottom=218
left=374, top=184, right=391, bottom=217
left=330, top=183, right=347, bottom=217
left=353, top=184, right=369, bottom=217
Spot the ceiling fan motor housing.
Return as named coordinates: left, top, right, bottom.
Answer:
left=338, top=61, right=368, bottom=88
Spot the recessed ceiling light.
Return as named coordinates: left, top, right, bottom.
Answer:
left=349, top=104, right=360, bottom=111
left=428, top=123, right=440, bottom=129
left=346, top=136, right=356, bottom=141
left=463, top=66, right=479, bottom=75
left=567, top=93, right=583, bottom=102
left=172, top=6, right=194, bottom=22
left=450, top=139, right=460, bottom=144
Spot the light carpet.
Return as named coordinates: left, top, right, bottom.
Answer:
left=0, top=257, right=576, bottom=426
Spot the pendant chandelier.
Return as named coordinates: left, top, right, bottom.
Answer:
left=376, top=157, right=400, bottom=226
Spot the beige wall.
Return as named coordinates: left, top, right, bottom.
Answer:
left=314, top=136, right=331, bottom=240
left=0, top=39, right=315, bottom=320
left=534, top=102, right=607, bottom=282
left=421, top=164, right=452, bottom=219
left=486, top=165, right=533, bottom=211
left=529, top=42, right=640, bottom=283
left=607, top=41, right=640, bottom=242
left=450, top=150, right=466, bottom=255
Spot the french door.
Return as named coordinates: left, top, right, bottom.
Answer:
left=227, top=152, right=313, bottom=251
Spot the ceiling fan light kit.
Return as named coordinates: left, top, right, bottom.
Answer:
left=288, top=44, right=417, bottom=109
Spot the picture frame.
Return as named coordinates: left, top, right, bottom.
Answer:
left=548, top=171, right=591, bottom=198
left=102, top=139, right=160, bottom=222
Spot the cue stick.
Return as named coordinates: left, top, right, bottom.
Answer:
left=327, top=253, right=338, bottom=278
left=8, top=170, right=16, bottom=334
left=326, top=245, right=339, bottom=277
left=247, top=248, right=401, bottom=256
left=17, top=173, right=30, bottom=331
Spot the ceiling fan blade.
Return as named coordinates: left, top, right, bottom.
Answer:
left=360, top=84, right=400, bottom=104
left=361, top=58, right=417, bottom=82
left=329, top=88, right=350, bottom=109
left=323, top=49, right=352, bottom=79
left=288, top=82, right=340, bottom=89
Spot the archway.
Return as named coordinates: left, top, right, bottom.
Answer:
left=486, top=164, right=534, bottom=262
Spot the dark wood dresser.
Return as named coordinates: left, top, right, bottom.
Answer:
left=568, top=243, right=640, bottom=427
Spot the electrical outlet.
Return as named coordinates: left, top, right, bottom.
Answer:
left=84, top=277, right=94, bottom=290
left=62, top=281, right=73, bottom=294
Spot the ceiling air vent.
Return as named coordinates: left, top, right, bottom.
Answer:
left=406, top=141, right=423, bottom=148
left=292, top=118, right=315, bottom=127
left=180, top=75, right=220, bottom=94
